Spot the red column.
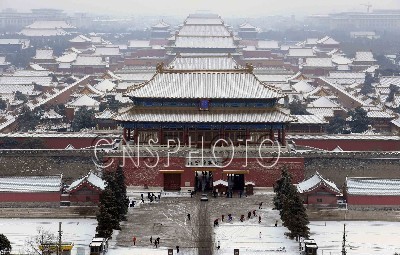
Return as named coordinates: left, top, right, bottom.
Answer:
left=134, top=128, right=138, bottom=144
left=282, top=128, right=286, bottom=146
left=183, top=127, right=188, bottom=145
left=127, top=129, right=131, bottom=141
left=159, top=127, right=163, bottom=145
left=277, top=129, right=281, bottom=144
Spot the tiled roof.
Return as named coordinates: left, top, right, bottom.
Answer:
left=185, top=18, right=223, bottom=25
left=20, top=28, right=68, bottom=37
left=72, top=56, right=106, bottom=66
left=128, top=40, right=151, bottom=48
left=12, top=70, right=50, bottom=76
left=126, top=71, right=283, bottom=99
left=169, top=56, right=238, bottom=70
left=329, top=72, right=365, bottom=79
left=115, top=107, right=293, bottom=123
left=346, top=177, right=400, bottom=196
left=95, top=109, right=116, bottom=119
left=304, top=58, right=334, bottom=67
left=116, top=72, right=155, bottom=82
left=292, top=80, right=315, bottom=93
left=56, top=52, right=78, bottom=63
left=69, top=35, right=91, bottom=43
left=297, top=172, right=340, bottom=194
left=68, top=95, right=100, bottom=107
left=94, top=46, right=120, bottom=56
left=239, top=22, right=256, bottom=29
left=317, top=36, right=339, bottom=45
left=257, top=40, right=279, bottom=49
left=0, top=175, right=62, bottom=192
left=354, top=51, right=376, bottom=62
left=287, top=134, right=400, bottom=140
left=174, top=36, right=236, bottom=48
left=308, top=96, right=340, bottom=108
left=178, top=25, right=230, bottom=36
left=152, top=20, right=170, bottom=29
left=26, top=21, right=75, bottom=29
left=67, top=172, right=105, bottom=192
left=379, top=77, right=400, bottom=87
left=0, top=85, right=35, bottom=95
left=366, top=110, right=395, bottom=119
left=94, top=79, right=116, bottom=92
left=306, top=107, right=336, bottom=117
left=292, top=114, right=327, bottom=124
left=287, top=48, right=315, bottom=57
left=41, top=109, right=63, bottom=119
left=0, top=76, right=52, bottom=86
left=255, top=74, right=292, bottom=83
left=33, top=49, right=54, bottom=60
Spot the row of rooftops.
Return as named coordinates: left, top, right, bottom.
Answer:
left=298, top=172, right=400, bottom=197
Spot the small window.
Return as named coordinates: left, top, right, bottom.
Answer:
left=199, top=99, right=209, bottom=110
left=317, top=198, right=322, bottom=203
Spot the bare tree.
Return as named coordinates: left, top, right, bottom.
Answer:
left=24, top=227, right=56, bottom=255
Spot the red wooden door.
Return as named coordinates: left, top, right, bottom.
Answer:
left=164, top=174, right=181, bottom=191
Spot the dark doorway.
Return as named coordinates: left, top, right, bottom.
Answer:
left=164, top=174, right=181, bottom=191
left=194, top=171, right=213, bottom=192
left=227, top=174, right=245, bottom=191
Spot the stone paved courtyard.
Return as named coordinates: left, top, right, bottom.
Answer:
left=115, top=189, right=276, bottom=254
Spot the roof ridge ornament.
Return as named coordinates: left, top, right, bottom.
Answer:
left=156, top=62, right=165, bottom=73
left=245, top=63, right=254, bottom=73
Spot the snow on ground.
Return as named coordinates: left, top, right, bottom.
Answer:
left=0, top=218, right=96, bottom=255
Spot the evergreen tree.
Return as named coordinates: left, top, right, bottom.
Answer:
left=360, top=72, right=375, bottom=95
left=96, top=189, right=118, bottom=238
left=288, top=100, right=309, bottom=115
left=18, top=106, right=40, bottom=132
left=348, top=107, right=370, bottom=133
left=72, top=106, right=96, bottom=131
left=0, top=234, right=11, bottom=254
left=326, top=115, right=347, bottom=134
left=274, top=169, right=310, bottom=240
left=386, top=84, right=399, bottom=102
left=14, top=91, right=28, bottom=103
left=115, top=165, right=129, bottom=221
left=273, top=168, right=292, bottom=211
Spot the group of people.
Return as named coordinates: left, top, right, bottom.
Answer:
left=139, top=192, right=161, bottom=203
left=149, top=236, right=161, bottom=248
left=213, top=202, right=266, bottom=227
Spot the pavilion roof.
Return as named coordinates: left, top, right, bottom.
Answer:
left=178, top=25, right=230, bottom=37
left=174, top=36, right=236, bottom=48
left=169, top=56, right=238, bottom=70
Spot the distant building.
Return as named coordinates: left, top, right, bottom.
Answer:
left=67, top=172, right=105, bottom=205
left=238, top=22, right=258, bottom=40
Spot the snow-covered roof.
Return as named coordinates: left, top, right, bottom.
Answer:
left=292, top=80, right=315, bottom=93
left=33, top=49, right=54, bottom=60
left=305, top=38, right=318, bottom=45
left=72, top=56, right=106, bottom=66
left=56, top=52, right=78, bottom=63
left=0, top=76, right=52, bottom=86
left=94, top=46, right=120, bottom=56
left=287, top=48, right=315, bottom=57
left=68, top=95, right=100, bottom=107
left=304, top=58, right=334, bottom=67
left=317, top=36, right=339, bottom=45
left=152, top=20, right=170, bottom=29
left=128, top=40, right=151, bottom=48
left=391, top=117, right=400, bottom=128
left=67, top=172, right=105, bottom=192
left=0, top=175, right=62, bottom=192
left=95, top=109, right=116, bottom=119
left=346, top=177, right=400, bottom=196
left=169, top=56, right=238, bottom=70
left=174, top=36, right=236, bottom=49
left=308, top=96, right=339, bottom=108
left=292, top=114, right=328, bottom=124
left=257, top=40, right=279, bottom=49
left=329, top=72, right=365, bottom=79
left=213, top=180, right=228, bottom=186
left=69, top=35, right=91, bottom=43
left=306, top=107, right=336, bottom=117
left=29, top=64, right=47, bottom=71
left=332, top=145, right=343, bottom=152
left=26, top=21, right=75, bottom=29
left=297, top=172, right=340, bottom=194
left=41, top=109, right=63, bottom=119
left=0, top=115, right=16, bottom=131
left=354, top=51, right=376, bottom=62
left=20, top=28, right=68, bottom=37
left=94, top=79, right=116, bottom=92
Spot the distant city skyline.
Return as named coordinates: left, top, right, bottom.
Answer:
left=1, top=0, right=400, bottom=17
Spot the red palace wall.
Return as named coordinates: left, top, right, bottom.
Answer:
left=107, top=156, right=304, bottom=188
left=292, top=139, right=400, bottom=151
left=347, top=195, right=400, bottom=206
left=0, top=192, right=60, bottom=202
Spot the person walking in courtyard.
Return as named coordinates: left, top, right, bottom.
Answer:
left=258, top=215, right=261, bottom=223
left=150, top=236, right=153, bottom=244
left=156, top=237, right=160, bottom=245
left=132, top=236, right=136, bottom=245
left=259, top=202, right=263, bottom=209
left=187, top=213, right=191, bottom=221
left=259, top=231, right=262, bottom=239
left=253, top=210, right=256, bottom=217
left=176, top=245, right=180, bottom=253
left=248, top=211, right=251, bottom=219
left=221, top=214, right=224, bottom=222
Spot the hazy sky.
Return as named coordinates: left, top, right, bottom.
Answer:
left=1, top=0, right=400, bottom=17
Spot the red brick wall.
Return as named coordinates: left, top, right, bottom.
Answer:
left=347, top=195, right=400, bottom=205
left=0, top=192, right=60, bottom=202
left=107, top=156, right=304, bottom=188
